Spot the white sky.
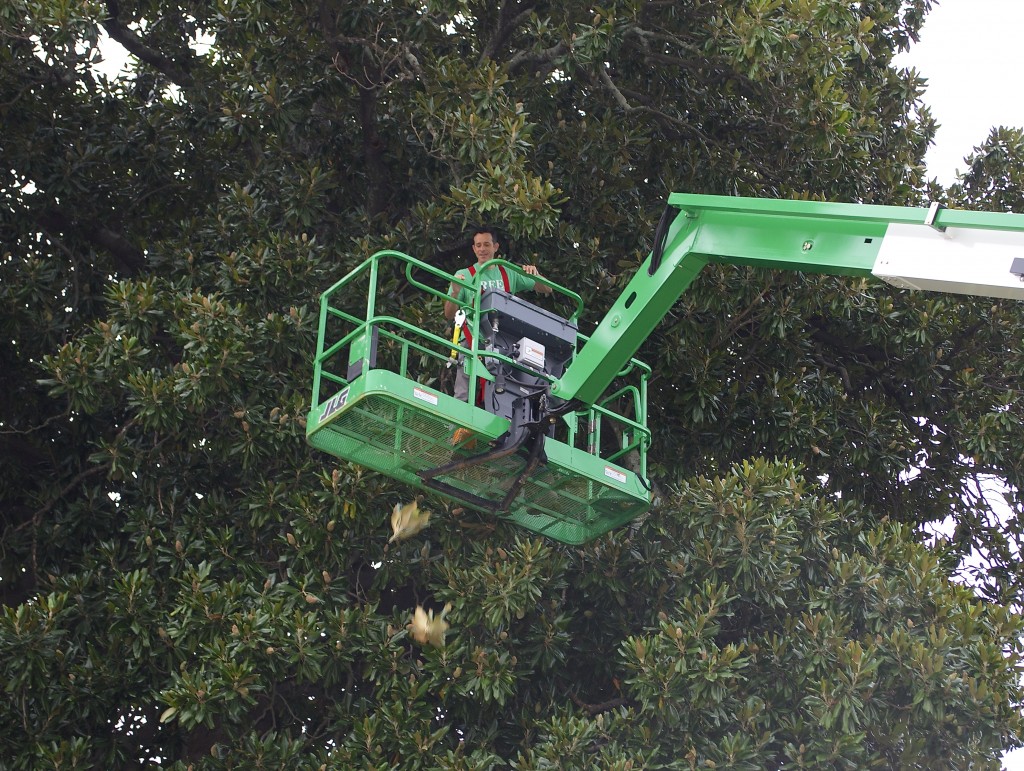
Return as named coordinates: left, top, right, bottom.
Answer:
left=894, top=0, right=1024, bottom=186
left=897, top=6, right=1024, bottom=768
left=899, top=6, right=1024, bottom=767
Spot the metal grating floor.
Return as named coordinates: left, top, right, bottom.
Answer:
left=309, top=393, right=648, bottom=543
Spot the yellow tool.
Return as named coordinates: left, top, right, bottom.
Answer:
left=446, top=309, right=466, bottom=367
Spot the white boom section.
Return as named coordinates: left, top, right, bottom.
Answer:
left=873, top=223, right=1024, bottom=301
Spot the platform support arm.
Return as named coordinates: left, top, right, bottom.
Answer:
left=552, top=193, right=1024, bottom=404
left=551, top=210, right=706, bottom=405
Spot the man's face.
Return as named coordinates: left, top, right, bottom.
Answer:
left=472, top=232, right=499, bottom=264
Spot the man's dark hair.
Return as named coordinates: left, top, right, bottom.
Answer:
left=470, top=225, right=501, bottom=245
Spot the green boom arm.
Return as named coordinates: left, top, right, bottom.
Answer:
left=552, top=194, right=1024, bottom=405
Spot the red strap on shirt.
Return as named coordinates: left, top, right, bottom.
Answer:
left=466, top=263, right=510, bottom=291
left=460, top=264, right=510, bottom=406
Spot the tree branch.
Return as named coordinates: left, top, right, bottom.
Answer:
left=596, top=63, right=632, bottom=111
left=357, top=87, right=389, bottom=218
left=479, top=0, right=535, bottom=63
left=38, top=208, right=147, bottom=276
left=102, top=0, right=194, bottom=87
left=569, top=690, right=627, bottom=715
left=24, top=463, right=109, bottom=588
left=508, top=41, right=568, bottom=75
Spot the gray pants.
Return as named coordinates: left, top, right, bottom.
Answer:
left=454, top=364, right=469, bottom=401
left=454, top=356, right=486, bottom=403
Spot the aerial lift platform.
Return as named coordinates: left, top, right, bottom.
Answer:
left=307, top=195, right=1024, bottom=544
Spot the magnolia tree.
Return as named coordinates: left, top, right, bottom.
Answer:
left=2, top=0, right=1023, bottom=767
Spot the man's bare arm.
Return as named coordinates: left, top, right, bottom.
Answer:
left=522, top=264, right=553, bottom=295
left=444, top=290, right=459, bottom=320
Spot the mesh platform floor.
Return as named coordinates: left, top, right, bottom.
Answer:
left=308, top=393, right=647, bottom=543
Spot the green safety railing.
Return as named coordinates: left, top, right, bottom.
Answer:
left=307, top=250, right=653, bottom=544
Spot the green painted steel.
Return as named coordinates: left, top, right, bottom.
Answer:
left=553, top=194, right=1024, bottom=404
left=310, top=194, right=1024, bottom=543
left=306, top=249, right=652, bottom=544
left=551, top=218, right=707, bottom=405
left=670, top=193, right=1024, bottom=233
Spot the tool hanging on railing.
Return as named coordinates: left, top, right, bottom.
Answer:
left=446, top=309, right=466, bottom=368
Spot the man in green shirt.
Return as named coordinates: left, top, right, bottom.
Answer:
left=444, top=227, right=552, bottom=403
